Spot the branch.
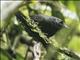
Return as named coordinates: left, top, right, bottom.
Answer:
left=58, top=47, right=80, bottom=60
left=15, top=11, right=80, bottom=60
left=16, top=11, right=49, bottom=48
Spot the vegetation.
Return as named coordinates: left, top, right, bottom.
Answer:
left=0, top=0, right=80, bottom=60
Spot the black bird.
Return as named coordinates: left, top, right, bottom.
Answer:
left=16, top=12, right=67, bottom=48
left=30, top=14, right=66, bottom=38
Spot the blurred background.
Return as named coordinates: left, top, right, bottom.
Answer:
left=0, top=0, right=80, bottom=60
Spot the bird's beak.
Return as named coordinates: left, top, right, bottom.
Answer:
left=63, top=23, right=69, bottom=29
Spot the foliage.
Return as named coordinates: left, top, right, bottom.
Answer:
left=0, top=0, right=80, bottom=60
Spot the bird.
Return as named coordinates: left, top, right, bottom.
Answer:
left=30, top=14, right=67, bottom=38
left=16, top=12, right=67, bottom=48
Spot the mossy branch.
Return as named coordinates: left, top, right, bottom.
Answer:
left=16, top=11, right=80, bottom=60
